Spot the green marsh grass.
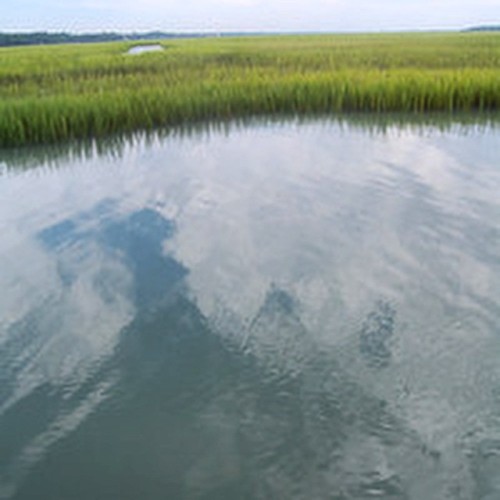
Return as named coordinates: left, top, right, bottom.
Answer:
left=1, top=33, right=500, bottom=147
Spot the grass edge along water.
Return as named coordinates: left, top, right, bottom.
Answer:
left=1, top=32, right=500, bottom=148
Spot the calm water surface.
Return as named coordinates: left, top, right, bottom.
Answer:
left=0, top=119, right=499, bottom=499
left=127, top=44, right=164, bottom=55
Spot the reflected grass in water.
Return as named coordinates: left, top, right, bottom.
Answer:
left=1, top=111, right=500, bottom=171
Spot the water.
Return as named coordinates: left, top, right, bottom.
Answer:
left=0, top=118, right=499, bottom=499
left=127, top=44, right=164, bottom=55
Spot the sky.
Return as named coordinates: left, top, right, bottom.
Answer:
left=0, top=0, right=498, bottom=33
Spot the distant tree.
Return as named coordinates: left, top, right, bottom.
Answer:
left=0, top=31, right=190, bottom=47
left=464, top=26, right=500, bottom=32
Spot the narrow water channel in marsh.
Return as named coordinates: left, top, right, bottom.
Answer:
left=0, top=118, right=499, bottom=499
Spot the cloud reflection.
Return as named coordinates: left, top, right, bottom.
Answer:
left=0, top=205, right=186, bottom=496
left=0, top=118, right=499, bottom=498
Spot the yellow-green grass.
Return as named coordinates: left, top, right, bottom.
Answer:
left=1, top=32, right=500, bottom=147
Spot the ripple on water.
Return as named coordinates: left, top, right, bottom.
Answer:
left=1, top=118, right=500, bottom=499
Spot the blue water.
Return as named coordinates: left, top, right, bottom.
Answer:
left=1, top=119, right=499, bottom=499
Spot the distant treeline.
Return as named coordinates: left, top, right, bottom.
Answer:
left=0, top=31, right=222, bottom=47
left=465, top=26, right=500, bottom=32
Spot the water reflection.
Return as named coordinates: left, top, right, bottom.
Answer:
left=0, top=279, right=448, bottom=499
left=0, top=118, right=500, bottom=499
left=0, top=205, right=187, bottom=498
left=1, top=112, right=499, bottom=172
